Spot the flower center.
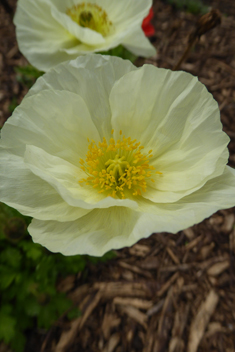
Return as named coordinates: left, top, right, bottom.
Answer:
left=79, top=130, right=161, bottom=199
left=66, top=3, right=113, bottom=37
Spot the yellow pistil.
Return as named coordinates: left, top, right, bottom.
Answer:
left=79, top=131, right=161, bottom=199
left=66, top=3, right=113, bottom=37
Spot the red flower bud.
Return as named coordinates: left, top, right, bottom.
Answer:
left=142, top=7, right=155, bottom=37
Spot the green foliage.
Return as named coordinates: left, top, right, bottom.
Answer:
left=0, top=306, right=16, bottom=343
left=67, top=306, right=81, bottom=320
left=166, top=0, right=208, bottom=14
left=14, top=65, right=44, bottom=88
left=7, top=65, right=44, bottom=114
left=0, top=203, right=115, bottom=352
left=8, top=97, right=18, bottom=114
left=99, top=45, right=138, bottom=63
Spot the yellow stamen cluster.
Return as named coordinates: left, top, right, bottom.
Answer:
left=79, top=131, right=161, bottom=199
left=66, top=3, right=113, bottom=37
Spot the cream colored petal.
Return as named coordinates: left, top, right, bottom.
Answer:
left=14, top=0, right=80, bottom=71
left=0, top=151, right=90, bottom=221
left=2, top=90, right=100, bottom=165
left=148, top=144, right=228, bottom=192
left=27, top=55, right=135, bottom=97
left=110, top=65, right=229, bottom=196
left=110, top=65, right=220, bottom=150
left=26, top=55, right=136, bottom=140
left=49, top=0, right=77, bottom=13
left=50, top=5, right=106, bottom=45
left=60, top=36, right=123, bottom=54
left=140, top=151, right=227, bottom=204
left=122, top=27, right=156, bottom=57
left=93, top=0, right=151, bottom=28
left=29, top=166, right=235, bottom=256
left=135, top=166, right=235, bottom=234
left=60, top=43, right=100, bottom=54
left=60, top=24, right=153, bottom=56
left=24, top=145, right=138, bottom=210
left=15, top=0, right=154, bottom=71
left=29, top=206, right=141, bottom=256
left=50, top=0, right=152, bottom=27
left=68, top=55, right=136, bottom=100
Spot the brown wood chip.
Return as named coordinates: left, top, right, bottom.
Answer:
left=187, top=290, right=219, bottom=352
left=103, top=333, right=120, bottom=352
left=207, top=260, right=230, bottom=276
left=113, top=297, right=153, bottom=310
left=156, top=272, right=179, bottom=297
left=118, top=305, right=148, bottom=329
left=93, top=281, right=155, bottom=298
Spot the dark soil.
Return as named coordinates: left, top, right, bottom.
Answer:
left=0, top=1, right=235, bottom=352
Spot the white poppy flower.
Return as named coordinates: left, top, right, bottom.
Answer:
left=1, top=55, right=235, bottom=256
left=14, top=0, right=156, bottom=72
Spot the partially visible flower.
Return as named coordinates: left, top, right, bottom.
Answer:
left=14, top=0, right=156, bottom=72
left=142, top=8, right=155, bottom=37
left=1, top=55, right=235, bottom=256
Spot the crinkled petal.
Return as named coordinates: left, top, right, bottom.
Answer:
left=29, top=206, right=141, bottom=256
left=1, top=90, right=100, bottom=164
left=27, top=55, right=136, bottom=97
left=122, top=27, right=156, bottom=57
left=28, top=167, right=235, bottom=256
left=26, top=56, right=136, bottom=140
left=105, top=0, right=151, bottom=33
left=136, top=166, right=235, bottom=232
left=14, top=0, right=80, bottom=71
left=110, top=65, right=229, bottom=200
left=0, top=151, right=90, bottom=221
left=139, top=151, right=227, bottom=204
left=99, top=0, right=151, bottom=25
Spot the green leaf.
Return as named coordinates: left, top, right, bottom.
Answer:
left=88, top=250, right=116, bottom=264
left=67, top=307, right=81, bottom=320
left=14, top=65, right=43, bottom=79
left=167, top=0, right=208, bottom=14
left=23, top=296, right=41, bottom=317
left=14, top=303, right=33, bottom=331
left=15, top=277, right=36, bottom=301
left=26, top=246, right=43, bottom=261
left=8, top=97, right=18, bottom=113
left=57, top=254, right=87, bottom=274
left=0, top=203, right=26, bottom=220
left=0, top=247, right=22, bottom=268
left=14, top=65, right=44, bottom=89
left=0, top=305, right=12, bottom=315
left=19, top=241, right=43, bottom=261
left=0, top=310, right=16, bottom=343
left=53, top=294, right=72, bottom=315
left=37, top=294, right=72, bottom=329
left=0, top=229, right=6, bottom=241
left=99, top=45, right=137, bottom=63
left=10, top=330, right=26, bottom=352
left=0, top=265, right=16, bottom=290
left=37, top=303, right=59, bottom=329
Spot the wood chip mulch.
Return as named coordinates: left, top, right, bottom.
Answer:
left=0, top=1, right=235, bottom=352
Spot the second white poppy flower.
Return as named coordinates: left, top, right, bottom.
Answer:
left=14, top=0, right=156, bottom=71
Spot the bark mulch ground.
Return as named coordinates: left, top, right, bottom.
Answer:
left=0, top=1, right=235, bottom=352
